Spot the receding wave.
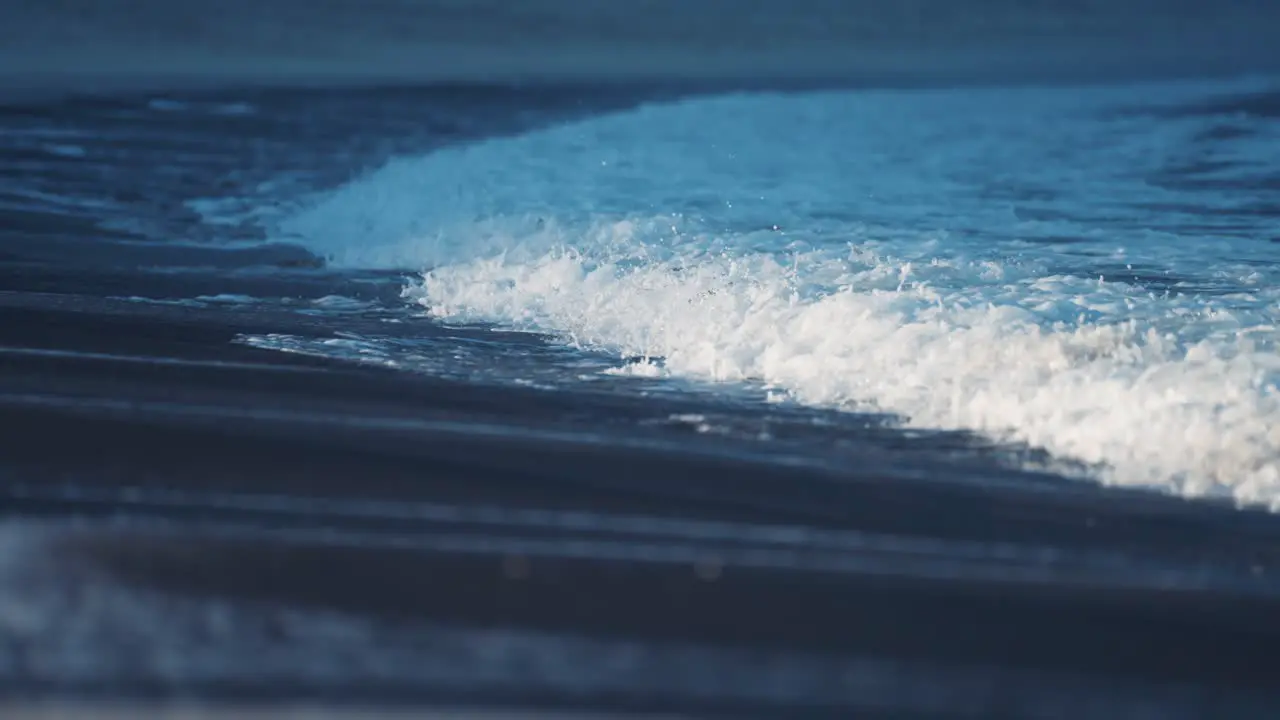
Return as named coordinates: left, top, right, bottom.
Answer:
left=274, top=83, right=1280, bottom=508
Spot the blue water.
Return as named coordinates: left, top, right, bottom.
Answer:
left=256, top=78, right=1280, bottom=507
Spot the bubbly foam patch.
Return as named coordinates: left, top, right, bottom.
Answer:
left=404, top=235, right=1280, bottom=507
left=276, top=83, right=1280, bottom=508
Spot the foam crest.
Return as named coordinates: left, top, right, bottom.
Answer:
left=406, top=239, right=1280, bottom=508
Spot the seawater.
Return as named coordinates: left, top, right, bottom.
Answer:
left=263, top=78, right=1280, bottom=508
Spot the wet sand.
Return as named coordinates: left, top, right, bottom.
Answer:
left=3, top=287, right=1280, bottom=717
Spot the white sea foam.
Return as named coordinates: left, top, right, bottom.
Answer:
left=276, top=83, right=1280, bottom=508
left=405, top=238, right=1280, bottom=505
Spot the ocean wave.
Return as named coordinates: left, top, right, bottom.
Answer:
left=406, top=235, right=1280, bottom=507
left=275, top=84, right=1280, bottom=507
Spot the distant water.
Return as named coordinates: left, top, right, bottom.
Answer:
left=4, top=0, right=1280, bottom=94
left=3, top=76, right=1280, bottom=718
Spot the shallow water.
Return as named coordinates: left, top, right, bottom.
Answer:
left=273, top=78, right=1280, bottom=507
